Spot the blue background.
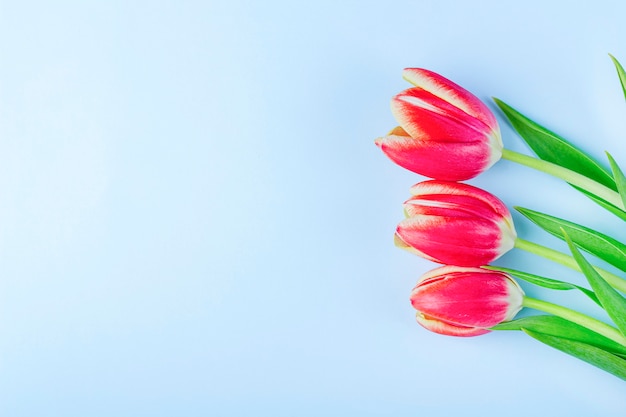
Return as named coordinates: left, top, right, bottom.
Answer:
left=1, top=0, right=626, bottom=415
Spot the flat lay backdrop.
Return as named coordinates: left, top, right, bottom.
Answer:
left=1, top=1, right=626, bottom=416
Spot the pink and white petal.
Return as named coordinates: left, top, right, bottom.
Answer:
left=402, top=194, right=498, bottom=220
left=391, top=87, right=492, bottom=141
left=415, top=312, right=490, bottom=337
left=408, top=181, right=512, bottom=224
left=393, top=233, right=439, bottom=263
left=411, top=269, right=520, bottom=328
left=417, top=265, right=485, bottom=284
left=401, top=68, right=498, bottom=131
left=395, top=216, right=505, bottom=266
left=503, top=276, right=525, bottom=320
left=498, top=218, right=517, bottom=256
left=375, top=134, right=492, bottom=181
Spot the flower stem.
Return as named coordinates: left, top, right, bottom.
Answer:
left=514, top=238, right=626, bottom=293
left=501, top=149, right=623, bottom=209
left=523, top=296, right=626, bottom=346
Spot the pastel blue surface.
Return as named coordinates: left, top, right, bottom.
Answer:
left=1, top=0, right=626, bottom=415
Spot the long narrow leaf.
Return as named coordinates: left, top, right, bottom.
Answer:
left=517, top=206, right=626, bottom=272
left=609, top=54, right=626, bottom=101
left=573, top=185, right=626, bottom=221
left=486, top=265, right=599, bottom=305
left=524, top=329, right=626, bottom=381
left=494, top=98, right=616, bottom=190
left=564, top=232, right=626, bottom=336
left=493, top=315, right=626, bottom=356
left=607, top=152, right=626, bottom=210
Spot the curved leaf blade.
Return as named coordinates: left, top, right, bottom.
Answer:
left=572, top=185, right=626, bottom=221
left=564, top=232, right=626, bottom=337
left=494, top=98, right=616, bottom=190
left=609, top=54, right=626, bottom=101
left=524, top=329, right=626, bottom=381
left=486, top=265, right=599, bottom=305
left=607, top=152, right=626, bottom=210
left=493, top=315, right=626, bottom=356
left=516, top=206, right=626, bottom=272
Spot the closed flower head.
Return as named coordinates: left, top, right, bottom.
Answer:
left=395, top=180, right=516, bottom=266
left=410, top=265, right=524, bottom=337
left=375, top=68, right=502, bottom=181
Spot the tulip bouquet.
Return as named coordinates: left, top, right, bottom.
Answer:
left=376, top=55, right=626, bottom=380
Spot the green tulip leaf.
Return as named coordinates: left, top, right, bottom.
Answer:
left=564, top=232, right=626, bottom=337
left=610, top=54, right=626, bottom=101
left=486, top=265, right=599, bottom=305
left=516, top=206, right=626, bottom=272
left=523, top=329, right=626, bottom=381
left=494, top=98, right=616, bottom=191
left=572, top=185, right=626, bottom=221
left=606, top=152, right=626, bottom=211
left=493, top=315, right=626, bottom=357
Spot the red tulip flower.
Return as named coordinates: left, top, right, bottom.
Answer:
left=375, top=68, right=502, bottom=181
left=395, top=180, right=517, bottom=266
left=410, top=265, right=525, bottom=337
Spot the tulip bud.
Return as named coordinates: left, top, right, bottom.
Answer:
left=395, top=180, right=516, bottom=266
left=410, top=265, right=524, bottom=337
left=375, top=68, right=502, bottom=181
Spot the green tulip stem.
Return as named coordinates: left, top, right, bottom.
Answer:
left=514, top=238, right=626, bottom=293
left=522, top=296, right=626, bottom=346
left=501, top=149, right=624, bottom=210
